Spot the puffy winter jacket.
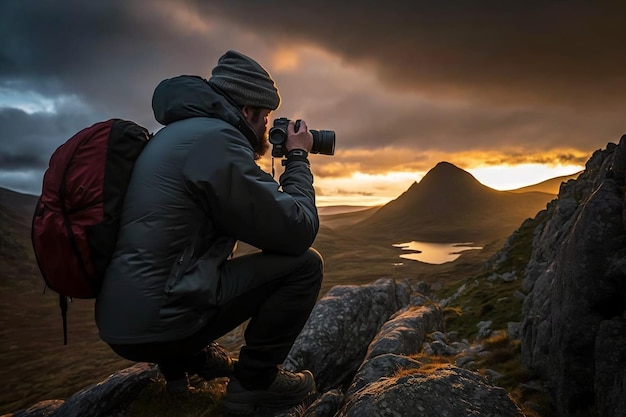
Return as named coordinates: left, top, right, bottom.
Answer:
left=95, top=75, right=318, bottom=344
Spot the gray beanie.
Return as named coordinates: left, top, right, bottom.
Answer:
left=208, top=50, right=281, bottom=110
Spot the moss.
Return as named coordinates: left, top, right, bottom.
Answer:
left=128, top=377, right=227, bottom=417
left=472, top=336, right=553, bottom=417
left=441, top=276, right=524, bottom=341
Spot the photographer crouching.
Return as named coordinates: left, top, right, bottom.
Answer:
left=95, top=50, right=333, bottom=413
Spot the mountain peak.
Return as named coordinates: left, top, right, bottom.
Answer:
left=347, top=159, right=554, bottom=242
left=419, top=161, right=484, bottom=192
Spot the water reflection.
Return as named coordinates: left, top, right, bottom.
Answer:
left=392, top=241, right=483, bottom=264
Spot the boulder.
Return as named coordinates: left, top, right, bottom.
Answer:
left=337, top=365, right=525, bottom=417
left=283, top=278, right=410, bottom=391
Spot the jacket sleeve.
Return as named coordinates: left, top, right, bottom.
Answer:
left=182, top=125, right=319, bottom=255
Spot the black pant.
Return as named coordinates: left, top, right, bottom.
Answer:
left=110, top=248, right=323, bottom=388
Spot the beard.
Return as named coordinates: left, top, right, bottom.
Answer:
left=254, top=129, right=269, bottom=160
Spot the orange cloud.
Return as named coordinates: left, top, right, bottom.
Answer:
left=300, top=147, right=590, bottom=180
left=271, top=49, right=301, bottom=73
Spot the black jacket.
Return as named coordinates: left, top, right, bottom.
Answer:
left=96, top=75, right=318, bottom=344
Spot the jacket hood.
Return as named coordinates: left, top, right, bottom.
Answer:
left=152, top=75, right=259, bottom=148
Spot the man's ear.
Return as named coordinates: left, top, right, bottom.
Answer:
left=240, top=105, right=253, bottom=119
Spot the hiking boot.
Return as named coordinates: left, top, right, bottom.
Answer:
left=190, top=342, right=236, bottom=380
left=223, top=368, right=316, bottom=414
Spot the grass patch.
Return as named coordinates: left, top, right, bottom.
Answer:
left=440, top=278, right=524, bottom=341
left=128, top=377, right=227, bottom=417
left=474, top=334, right=551, bottom=417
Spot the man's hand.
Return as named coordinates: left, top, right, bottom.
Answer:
left=286, top=119, right=313, bottom=153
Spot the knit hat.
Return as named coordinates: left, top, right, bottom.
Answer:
left=208, top=50, right=281, bottom=110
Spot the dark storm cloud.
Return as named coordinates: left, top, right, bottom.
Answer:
left=1, top=0, right=217, bottom=124
left=202, top=0, right=626, bottom=106
left=0, top=0, right=229, bottom=193
left=0, top=107, right=94, bottom=168
left=0, top=106, right=100, bottom=193
left=194, top=0, right=626, bottom=156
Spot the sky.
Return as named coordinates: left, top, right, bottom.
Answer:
left=1, top=1, right=624, bottom=206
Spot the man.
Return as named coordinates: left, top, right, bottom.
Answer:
left=95, top=50, right=323, bottom=413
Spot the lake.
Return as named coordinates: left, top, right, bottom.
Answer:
left=392, top=241, right=483, bottom=264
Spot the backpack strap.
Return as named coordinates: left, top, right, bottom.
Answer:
left=60, top=294, right=68, bottom=345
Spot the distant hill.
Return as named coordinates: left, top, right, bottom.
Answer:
left=0, top=187, right=38, bottom=224
left=508, top=171, right=582, bottom=194
left=319, top=206, right=379, bottom=229
left=0, top=187, right=38, bottom=261
left=340, top=161, right=555, bottom=244
left=318, top=205, right=373, bottom=215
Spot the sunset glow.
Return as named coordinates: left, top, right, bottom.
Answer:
left=468, top=163, right=584, bottom=191
left=312, top=162, right=584, bottom=207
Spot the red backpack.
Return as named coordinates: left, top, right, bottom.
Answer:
left=31, top=119, right=151, bottom=343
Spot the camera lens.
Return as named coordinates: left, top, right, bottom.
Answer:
left=268, top=127, right=287, bottom=145
left=311, top=130, right=336, bottom=155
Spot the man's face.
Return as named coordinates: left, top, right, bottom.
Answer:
left=245, top=108, right=272, bottom=159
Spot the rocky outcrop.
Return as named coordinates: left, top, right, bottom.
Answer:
left=8, top=363, right=158, bottom=417
left=7, top=278, right=526, bottom=417
left=283, top=278, right=412, bottom=391
left=337, top=365, right=524, bottom=417
left=283, top=278, right=525, bottom=417
left=519, top=136, right=626, bottom=417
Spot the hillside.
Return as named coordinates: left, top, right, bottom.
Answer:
left=0, top=189, right=135, bottom=414
left=342, top=162, right=555, bottom=244
left=0, top=188, right=37, bottom=262
left=0, top=187, right=38, bottom=218
left=508, top=171, right=582, bottom=194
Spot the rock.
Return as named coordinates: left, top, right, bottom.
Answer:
left=507, top=322, right=521, bottom=340
left=484, top=368, right=504, bottom=381
left=50, top=363, right=158, bottom=417
left=456, top=356, right=476, bottom=368
left=11, top=400, right=64, bottom=417
left=337, top=365, right=526, bottom=417
left=450, top=340, right=470, bottom=352
left=594, top=319, right=626, bottom=417
left=301, top=390, right=344, bottom=417
left=411, top=281, right=432, bottom=297
left=364, top=304, right=444, bottom=360
left=501, top=272, right=517, bottom=282
left=514, top=138, right=626, bottom=417
left=427, top=340, right=458, bottom=356
left=346, top=353, right=423, bottom=398
left=430, top=331, right=448, bottom=343
left=476, top=320, right=493, bottom=340
left=284, top=278, right=410, bottom=391
left=446, top=330, right=459, bottom=342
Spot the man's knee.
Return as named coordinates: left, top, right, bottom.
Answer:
left=292, top=248, right=323, bottom=289
left=304, top=247, right=323, bottom=274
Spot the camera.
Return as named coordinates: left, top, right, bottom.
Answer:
left=268, top=117, right=335, bottom=158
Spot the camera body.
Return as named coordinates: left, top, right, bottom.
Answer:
left=268, top=117, right=335, bottom=158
